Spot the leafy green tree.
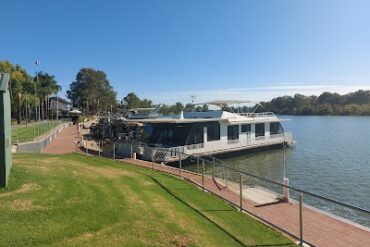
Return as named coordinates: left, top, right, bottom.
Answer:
left=121, top=92, right=153, bottom=109
left=67, top=68, right=117, bottom=114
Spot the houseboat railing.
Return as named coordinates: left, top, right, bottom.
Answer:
left=132, top=132, right=293, bottom=162
left=238, top=112, right=276, bottom=118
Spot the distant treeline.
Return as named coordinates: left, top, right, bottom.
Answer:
left=258, top=90, right=370, bottom=115
left=121, top=90, right=370, bottom=116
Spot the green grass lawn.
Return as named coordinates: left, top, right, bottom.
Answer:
left=11, top=121, right=60, bottom=143
left=0, top=153, right=295, bottom=247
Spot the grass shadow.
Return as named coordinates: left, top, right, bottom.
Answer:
left=143, top=173, right=295, bottom=247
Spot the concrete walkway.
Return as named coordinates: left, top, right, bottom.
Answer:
left=121, top=158, right=370, bottom=247
left=41, top=125, right=80, bottom=154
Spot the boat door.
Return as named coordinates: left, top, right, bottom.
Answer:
left=246, top=132, right=251, bottom=145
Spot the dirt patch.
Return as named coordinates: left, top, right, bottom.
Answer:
left=0, top=183, right=41, bottom=197
left=71, top=162, right=136, bottom=179
left=9, top=199, right=48, bottom=211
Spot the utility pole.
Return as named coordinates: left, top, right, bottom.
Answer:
left=56, top=95, right=59, bottom=120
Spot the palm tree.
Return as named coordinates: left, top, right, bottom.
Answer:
left=36, top=72, right=61, bottom=120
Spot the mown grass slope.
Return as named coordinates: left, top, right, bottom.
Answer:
left=0, top=153, right=294, bottom=246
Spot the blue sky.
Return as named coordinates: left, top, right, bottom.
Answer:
left=1, top=0, right=370, bottom=104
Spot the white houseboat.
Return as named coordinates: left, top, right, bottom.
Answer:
left=118, top=101, right=293, bottom=162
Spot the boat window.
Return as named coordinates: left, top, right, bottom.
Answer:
left=255, top=123, right=265, bottom=137
left=227, top=125, right=239, bottom=140
left=141, top=124, right=154, bottom=142
left=207, top=122, right=220, bottom=141
left=241, top=124, right=251, bottom=133
left=147, top=123, right=192, bottom=147
left=270, top=122, right=283, bottom=135
left=187, top=124, right=204, bottom=145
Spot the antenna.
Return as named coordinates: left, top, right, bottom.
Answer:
left=190, top=95, right=196, bottom=104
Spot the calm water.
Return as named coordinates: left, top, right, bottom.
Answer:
left=187, top=116, right=370, bottom=226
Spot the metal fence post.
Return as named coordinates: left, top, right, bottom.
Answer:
left=239, top=173, right=243, bottom=212
left=225, top=167, right=228, bottom=188
left=197, top=156, right=200, bottom=175
left=179, top=153, right=182, bottom=178
left=299, top=194, right=303, bottom=246
left=113, top=142, right=116, bottom=160
left=202, top=160, right=205, bottom=191
left=33, top=126, right=36, bottom=141
left=98, top=141, right=101, bottom=157
left=212, top=157, right=215, bottom=179
left=151, top=154, right=155, bottom=169
left=130, top=145, right=133, bottom=158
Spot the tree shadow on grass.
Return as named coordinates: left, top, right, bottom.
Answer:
left=143, top=173, right=295, bottom=247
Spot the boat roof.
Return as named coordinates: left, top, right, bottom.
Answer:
left=199, top=100, right=251, bottom=107
left=125, top=111, right=288, bottom=124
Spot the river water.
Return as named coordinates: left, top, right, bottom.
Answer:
left=186, top=116, right=370, bottom=227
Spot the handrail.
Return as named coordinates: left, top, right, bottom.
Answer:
left=144, top=145, right=370, bottom=215
left=195, top=154, right=370, bottom=215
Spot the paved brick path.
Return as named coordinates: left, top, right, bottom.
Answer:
left=41, top=125, right=80, bottom=154
left=121, top=158, right=370, bottom=247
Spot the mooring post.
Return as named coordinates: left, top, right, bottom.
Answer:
left=299, top=194, right=303, bottom=246
left=179, top=153, right=182, bottom=178
left=113, top=142, right=116, bottom=160
left=239, top=173, right=243, bottom=212
left=196, top=156, right=200, bottom=175
left=202, top=160, right=205, bottom=191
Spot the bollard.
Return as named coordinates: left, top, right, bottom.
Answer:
left=283, top=177, right=290, bottom=202
left=113, top=142, right=116, bottom=160
left=299, top=194, right=303, bottom=246
left=179, top=153, right=182, bottom=178
left=239, top=173, right=243, bottom=212
left=202, top=160, right=205, bottom=191
left=133, top=152, right=136, bottom=160
left=197, top=156, right=200, bottom=175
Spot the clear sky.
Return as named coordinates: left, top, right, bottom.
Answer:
left=1, top=0, right=370, bottom=104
